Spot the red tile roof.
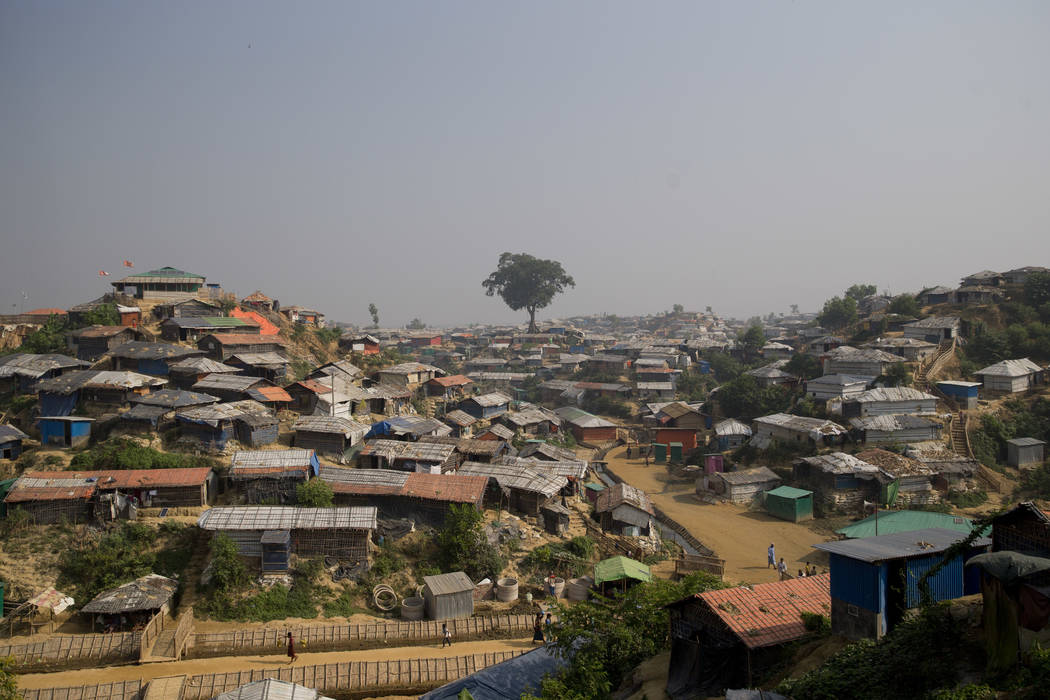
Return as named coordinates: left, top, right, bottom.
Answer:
left=26, top=308, right=68, bottom=315
left=697, top=574, right=831, bottom=649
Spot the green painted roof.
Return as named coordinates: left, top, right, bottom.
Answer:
left=836, top=510, right=986, bottom=539
left=201, top=317, right=250, bottom=326
left=766, top=486, right=813, bottom=499
left=585, top=482, right=606, bottom=491
left=139, top=266, right=205, bottom=279
left=594, top=556, right=651, bottom=585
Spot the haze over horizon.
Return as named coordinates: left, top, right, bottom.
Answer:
left=2, top=1, right=1048, bottom=327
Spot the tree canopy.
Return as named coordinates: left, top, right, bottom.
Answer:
left=368, top=303, right=379, bottom=327
left=888, top=293, right=921, bottom=316
left=817, top=295, right=858, bottom=330
left=482, top=252, right=575, bottom=332
left=739, top=324, right=766, bottom=357
left=846, top=284, right=877, bottom=301
left=1025, top=271, right=1050, bottom=307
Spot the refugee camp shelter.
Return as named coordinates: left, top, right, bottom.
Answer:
left=358, top=439, right=457, bottom=473
left=713, top=419, right=751, bottom=450
left=175, top=400, right=275, bottom=449
left=974, top=359, right=1043, bottom=395
left=229, top=449, right=320, bottom=504
left=836, top=510, right=977, bottom=539
left=764, top=486, right=814, bottom=522
left=0, top=353, right=90, bottom=394
left=700, top=467, right=781, bottom=504
left=2, top=588, right=75, bottom=636
left=1007, top=438, right=1046, bottom=470
left=419, top=645, right=569, bottom=700
left=105, top=341, right=205, bottom=375
left=319, top=466, right=486, bottom=526
left=197, top=506, right=377, bottom=562
left=813, top=527, right=990, bottom=639
left=594, top=556, right=651, bottom=595
left=293, top=416, right=369, bottom=456
left=167, top=357, right=242, bottom=390
left=595, top=482, right=655, bottom=536
left=214, top=680, right=333, bottom=700
left=422, top=572, right=475, bottom=621
left=80, top=574, right=178, bottom=631
left=456, top=461, right=567, bottom=515
left=0, top=424, right=28, bottom=460
left=665, top=574, right=831, bottom=697
left=37, top=416, right=94, bottom=448
left=2, top=471, right=97, bottom=523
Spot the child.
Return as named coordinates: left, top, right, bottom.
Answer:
left=442, top=623, right=452, bottom=648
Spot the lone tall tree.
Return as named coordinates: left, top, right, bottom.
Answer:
left=482, top=253, right=575, bottom=333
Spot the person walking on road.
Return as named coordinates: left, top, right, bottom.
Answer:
left=442, top=622, right=452, bottom=647
left=767, top=543, right=775, bottom=569
left=286, top=631, right=298, bottom=663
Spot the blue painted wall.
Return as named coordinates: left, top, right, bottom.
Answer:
left=39, top=392, right=78, bottom=417
left=139, top=358, right=170, bottom=376
left=829, top=553, right=886, bottom=613
left=905, top=553, right=963, bottom=608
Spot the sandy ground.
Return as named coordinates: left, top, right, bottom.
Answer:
left=16, top=638, right=538, bottom=689
left=603, top=447, right=831, bottom=584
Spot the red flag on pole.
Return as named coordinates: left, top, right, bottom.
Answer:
left=98, top=270, right=110, bottom=277
left=123, top=260, right=134, bottom=268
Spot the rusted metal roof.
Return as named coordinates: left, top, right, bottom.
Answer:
left=201, top=333, right=288, bottom=346
left=246, top=386, right=293, bottom=403
left=595, top=482, right=654, bottom=515
left=429, top=375, right=473, bottom=387
left=6, top=472, right=97, bottom=503
left=457, top=461, right=567, bottom=498
left=72, top=325, right=134, bottom=339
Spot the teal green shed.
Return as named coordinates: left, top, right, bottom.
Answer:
left=765, top=485, right=814, bottom=522
left=836, top=509, right=984, bottom=539
left=653, top=443, right=667, bottom=463
left=668, top=442, right=683, bottom=463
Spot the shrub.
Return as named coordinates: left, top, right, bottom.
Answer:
left=947, top=490, right=988, bottom=508
left=69, top=438, right=217, bottom=470
left=295, top=478, right=334, bottom=507
left=435, top=504, right=504, bottom=581
left=209, top=533, right=250, bottom=593
left=801, top=611, right=830, bottom=633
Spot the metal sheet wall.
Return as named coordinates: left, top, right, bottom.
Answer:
left=829, top=553, right=884, bottom=612
left=905, top=553, right=962, bottom=608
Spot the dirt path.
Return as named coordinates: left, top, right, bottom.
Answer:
left=16, top=638, right=537, bottom=689
left=604, top=447, right=831, bottom=584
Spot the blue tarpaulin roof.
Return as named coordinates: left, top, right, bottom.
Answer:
left=418, top=646, right=569, bottom=700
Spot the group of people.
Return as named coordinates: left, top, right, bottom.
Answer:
left=767, top=543, right=822, bottom=579
left=532, top=610, right=555, bottom=644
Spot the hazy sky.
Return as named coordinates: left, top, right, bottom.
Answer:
left=2, top=1, right=1048, bottom=327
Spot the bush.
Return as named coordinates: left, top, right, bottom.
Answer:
left=70, top=438, right=217, bottom=470
left=295, top=478, right=334, bottom=507
left=801, top=611, right=830, bottom=633
left=435, top=504, right=504, bottom=581
left=930, top=685, right=996, bottom=700
left=947, top=490, right=988, bottom=508
left=209, top=533, right=250, bottom=593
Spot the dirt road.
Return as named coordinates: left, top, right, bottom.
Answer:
left=604, top=447, right=830, bottom=583
left=16, top=638, right=537, bottom=690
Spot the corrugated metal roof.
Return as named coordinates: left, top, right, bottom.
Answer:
left=696, top=574, right=830, bottom=649
left=165, top=317, right=256, bottom=329
left=481, top=424, right=515, bottom=440
left=903, top=316, right=960, bottom=329
left=837, top=511, right=977, bottom=539
left=595, top=482, right=654, bottom=514
left=798, top=452, right=879, bottom=476
left=176, top=400, right=271, bottom=425
left=0, top=353, right=90, bottom=379
left=824, top=346, right=908, bottom=363
left=424, top=571, right=475, bottom=596
left=293, top=416, right=369, bottom=438
left=201, top=333, right=287, bottom=346
left=35, top=370, right=168, bottom=395
left=45, top=468, right=213, bottom=489
left=765, top=485, right=812, bottom=499
left=168, top=357, right=242, bottom=374
left=246, top=386, right=293, bottom=403
left=466, top=392, right=512, bottom=408
left=515, top=442, right=576, bottom=461
left=230, top=352, right=289, bottom=367
left=378, top=362, right=443, bottom=375
left=814, top=527, right=990, bottom=562
left=192, top=374, right=267, bottom=391
left=1007, top=437, right=1047, bottom=447
left=80, top=574, right=178, bottom=614
left=116, top=266, right=204, bottom=282
left=855, top=449, right=932, bottom=477
left=0, top=424, right=29, bottom=441
left=714, top=419, right=752, bottom=437
left=457, top=461, right=567, bottom=497
left=72, top=325, right=134, bottom=339
left=975, top=358, right=1043, bottom=377
left=5, top=472, right=97, bottom=502
left=231, top=450, right=316, bottom=469
left=429, top=374, right=473, bottom=387
left=133, top=389, right=220, bottom=408
left=852, top=387, right=938, bottom=403
left=443, top=409, right=477, bottom=427
left=197, top=506, right=377, bottom=531
left=754, top=414, right=847, bottom=438
left=849, top=414, right=942, bottom=431
left=717, top=466, right=780, bottom=486
left=553, top=406, right=617, bottom=429
left=106, top=342, right=204, bottom=361
left=213, top=679, right=332, bottom=700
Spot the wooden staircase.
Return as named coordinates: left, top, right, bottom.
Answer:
left=949, top=412, right=971, bottom=458
left=915, top=338, right=956, bottom=390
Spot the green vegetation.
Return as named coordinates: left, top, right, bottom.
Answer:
left=296, top=478, right=334, bottom=507
left=58, top=521, right=195, bottom=603
left=714, top=374, right=792, bottom=421
left=435, top=503, right=503, bottom=581
left=323, top=589, right=369, bottom=618
left=519, top=536, right=596, bottom=579
left=77, top=303, right=120, bottom=328
left=704, top=351, right=747, bottom=382
left=69, top=438, right=218, bottom=470
left=368, top=302, right=379, bottom=328
left=0, top=656, right=17, bottom=700
left=675, top=367, right=713, bottom=402
left=582, top=395, right=632, bottom=419
left=877, top=362, right=912, bottom=388
left=529, top=572, right=728, bottom=699
left=889, top=293, right=921, bottom=316
left=289, top=358, right=312, bottom=381
left=776, top=605, right=969, bottom=700
left=846, top=284, right=877, bottom=302
left=1024, top=270, right=1050, bottom=307
left=947, top=489, right=988, bottom=508
left=313, top=327, right=343, bottom=345
left=800, top=610, right=831, bottom=633
left=10, top=315, right=70, bottom=355
left=482, top=252, right=575, bottom=333
left=407, top=317, right=426, bottom=330
left=969, top=398, right=1050, bottom=473
left=784, top=352, right=822, bottom=380
left=739, top=324, right=766, bottom=358
left=817, top=295, right=859, bottom=331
